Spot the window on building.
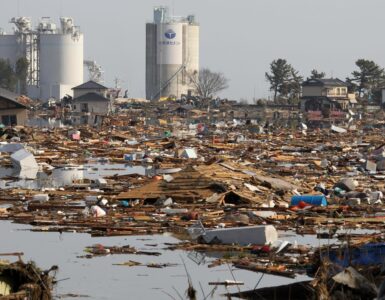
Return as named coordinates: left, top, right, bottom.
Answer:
left=1, top=115, right=17, bottom=126
left=81, top=103, right=88, bottom=112
left=80, top=115, right=89, bottom=124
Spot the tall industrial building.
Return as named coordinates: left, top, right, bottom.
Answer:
left=0, top=17, right=83, bottom=101
left=146, top=7, right=199, bottom=101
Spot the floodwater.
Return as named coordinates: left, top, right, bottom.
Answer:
left=0, top=163, right=155, bottom=190
left=0, top=157, right=182, bottom=190
left=1, top=221, right=312, bottom=300
left=27, top=117, right=65, bottom=128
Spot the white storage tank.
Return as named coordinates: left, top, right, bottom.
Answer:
left=0, top=34, right=18, bottom=65
left=39, top=18, right=83, bottom=101
left=146, top=7, right=200, bottom=101
left=0, top=17, right=34, bottom=67
left=187, top=24, right=199, bottom=79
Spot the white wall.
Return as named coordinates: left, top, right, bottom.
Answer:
left=73, top=100, right=110, bottom=115
left=39, top=34, right=84, bottom=100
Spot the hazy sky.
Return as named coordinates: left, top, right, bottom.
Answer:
left=1, top=0, right=384, bottom=100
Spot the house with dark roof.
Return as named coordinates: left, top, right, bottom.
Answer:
left=71, top=81, right=111, bottom=115
left=0, top=88, right=28, bottom=126
left=72, top=81, right=108, bottom=98
left=300, top=78, right=356, bottom=114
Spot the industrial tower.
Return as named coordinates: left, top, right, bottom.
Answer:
left=0, top=17, right=83, bottom=101
left=146, top=7, right=199, bottom=101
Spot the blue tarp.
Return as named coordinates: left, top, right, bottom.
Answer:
left=290, top=195, right=327, bottom=206
left=325, top=243, right=385, bottom=267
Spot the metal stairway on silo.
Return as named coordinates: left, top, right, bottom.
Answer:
left=151, top=63, right=187, bottom=100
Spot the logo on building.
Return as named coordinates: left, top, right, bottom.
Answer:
left=164, top=29, right=176, bottom=39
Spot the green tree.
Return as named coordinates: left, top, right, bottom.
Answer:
left=0, top=59, right=17, bottom=91
left=309, top=69, right=325, bottom=79
left=265, top=59, right=302, bottom=103
left=265, top=59, right=292, bottom=102
left=287, top=69, right=303, bottom=103
left=349, top=59, right=385, bottom=99
left=345, top=77, right=357, bottom=93
left=15, top=57, right=29, bottom=94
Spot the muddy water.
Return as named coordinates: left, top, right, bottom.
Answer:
left=1, top=221, right=312, bottom=299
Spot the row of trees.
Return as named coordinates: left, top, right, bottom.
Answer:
left=0, top=58, right=29, bottom=93
left=265, top=58, right=385, bottom=104
left=2, top=56, right=383, bottom=103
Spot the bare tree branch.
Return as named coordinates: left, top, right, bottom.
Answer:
left=189, top=68, right=229, bottom=99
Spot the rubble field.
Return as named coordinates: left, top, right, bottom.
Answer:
left=2, top=112, right=385, bottom=299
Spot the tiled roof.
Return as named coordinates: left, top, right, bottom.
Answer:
left=72, top=81, right=108, bottom=90
left=302, top=78, right=348, bottom=87
left=0, top=88, right=28, bottom=109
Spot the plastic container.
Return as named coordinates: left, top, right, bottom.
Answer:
left=124, top=154, right=135, bottom=161
left=120, top=200, right=129, bottom=208
left=90, top=205, right=106, bottom=217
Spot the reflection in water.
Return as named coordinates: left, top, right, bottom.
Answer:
left=0, top=221, right=311, bottom=300
left=0, top=163, right=151, bottom=189
left=27, top=117, right=65, bottom=128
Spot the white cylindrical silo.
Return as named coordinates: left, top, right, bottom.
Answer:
left=39, top=21, right=83, bottom=101
left=146, top=8, right=200, bottom=101
left=186, top=24, right=199, bottom=77
left=157, top=22, right=184, bottom=98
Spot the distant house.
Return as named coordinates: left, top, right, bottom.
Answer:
left=300, top=78, right=356, bottom=112
left=71, top=81, right=111, bottom=115
left=0, top=88, right=28, bottom=126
